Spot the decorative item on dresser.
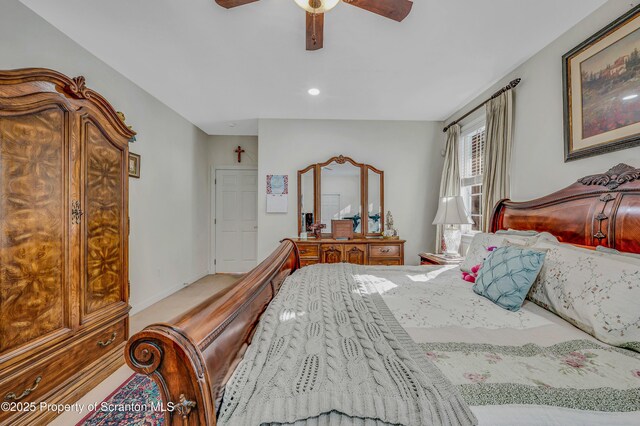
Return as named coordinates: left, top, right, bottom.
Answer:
left=0, top=68, right=134, bottom=425
left=331, top=219, right=354, bottom=240
left=383, top=210, right=399, bottom=239
left=295, top=238, right=405, bottom=266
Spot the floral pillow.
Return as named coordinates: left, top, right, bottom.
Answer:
left=529, top=240, right=640, bottom=352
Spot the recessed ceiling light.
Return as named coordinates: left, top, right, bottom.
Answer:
left=622, top=94, right=638, bottom=101
left=308, top=88, right=321, bottom=96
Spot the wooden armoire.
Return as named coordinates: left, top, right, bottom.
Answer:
left=0, top=69, right=133, bottom=425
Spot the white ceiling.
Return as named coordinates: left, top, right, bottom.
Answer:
left=21, top=0, right=606, bottom=135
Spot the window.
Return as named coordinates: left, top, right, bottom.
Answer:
left=459, top=119, right=486, bottom=232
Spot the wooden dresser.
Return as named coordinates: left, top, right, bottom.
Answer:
left=0, top=69, right=134, bottom=425
left=294, top=239, right=405, bottom=266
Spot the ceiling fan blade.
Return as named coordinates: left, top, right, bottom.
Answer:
left=343, top=0, right=413, bottom=22
left=306, top=12, right=324, bottom=51
left=215, top=0, right=259, bottom=9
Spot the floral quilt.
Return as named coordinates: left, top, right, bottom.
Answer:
left=361, top=265, right=640, bottom=415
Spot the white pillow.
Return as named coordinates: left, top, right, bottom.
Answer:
left=460, top=233, right=530, bottom=272
left=529, top=240, right=640, bottom=352
left=460, top=232, right=557, bottom=273
left=595, top=246, right=640, bottom=261
left=495, top=229, right=539, bottom=237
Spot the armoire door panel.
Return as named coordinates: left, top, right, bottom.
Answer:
left=0, top=107, right=70, bottom=354
left=83, top=121, right=125, bottom=317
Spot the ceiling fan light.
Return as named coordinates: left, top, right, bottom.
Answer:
left=294, top=0, right=340, bottom=13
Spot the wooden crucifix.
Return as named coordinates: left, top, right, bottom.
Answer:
left=234, top=145, right=245, bottom=163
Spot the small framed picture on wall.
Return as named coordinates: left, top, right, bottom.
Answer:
left=129, top=152, right=141, bottom=178
left=563, top=5, right=640, bottom=161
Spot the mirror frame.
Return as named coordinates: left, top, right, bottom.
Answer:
left=297, top=155, right=384, bottom=238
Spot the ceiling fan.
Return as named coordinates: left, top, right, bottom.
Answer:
left=215, top=0, right=413, bottom=51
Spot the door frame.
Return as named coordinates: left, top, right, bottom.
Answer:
left=210, top=165, right=258, bottom=274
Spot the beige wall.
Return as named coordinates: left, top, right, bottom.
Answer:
left=447, top=0, right=640, bottom=202
left=208, top=135, right=258, bottom=168
left=1, top=0, right=211, bottom=313
left=257, top=119, right=444, bottom=265
left=207, top=135, right=258, bottom=270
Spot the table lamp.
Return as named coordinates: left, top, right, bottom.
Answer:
left=432, top=196, right=473, bottom=257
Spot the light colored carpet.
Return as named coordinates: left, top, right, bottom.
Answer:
left=130, top=274, right=241, bottom=335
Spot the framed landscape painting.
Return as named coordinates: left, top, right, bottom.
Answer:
left=563, top=5, right=640, bottom=162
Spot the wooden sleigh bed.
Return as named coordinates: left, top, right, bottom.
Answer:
left=125, top=163, right=640, bottom=425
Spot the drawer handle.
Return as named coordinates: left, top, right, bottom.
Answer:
left=4, top=376, right=42, bottom=401
left=97, top=332, right=117, bottom=348
left=300, top=249, right=308, bottom=254
left=379, top=248, right=391, bottom=253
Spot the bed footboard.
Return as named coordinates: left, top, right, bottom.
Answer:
left=125, top=240, right=300, bottom=425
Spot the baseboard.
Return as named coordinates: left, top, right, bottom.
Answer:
left=129, top=272, right=210, bottom=316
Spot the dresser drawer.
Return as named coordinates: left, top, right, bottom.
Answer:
left=368, top=258, right=402, bottom=266
left=300, top=259, right=320, bottom=267
left=296, top=243, right=319, bottom=259
left=369, top=244, right=401, bottom=258
left=0, top=319, right=126, bottom=423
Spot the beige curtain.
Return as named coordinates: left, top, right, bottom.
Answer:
left=435, top=124, right=461, bottom=253
left=482, top=90, right=514, bottom=231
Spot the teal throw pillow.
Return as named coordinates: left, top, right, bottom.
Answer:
left=472, top=246, right=546, bottom=312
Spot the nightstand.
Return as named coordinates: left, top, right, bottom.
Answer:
left=419, top=252, right=463, bottom=266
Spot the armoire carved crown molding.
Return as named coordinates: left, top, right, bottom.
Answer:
left=66, top=75, right=90, bottom=99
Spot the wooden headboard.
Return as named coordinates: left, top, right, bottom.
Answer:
left=490, top=163, right=640, bottom=254
left=125, top=240, right=299, bottom=425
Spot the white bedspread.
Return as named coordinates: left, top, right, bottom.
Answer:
left=361, top=265, right=640, bottom=426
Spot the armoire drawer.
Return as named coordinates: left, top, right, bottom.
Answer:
left=0, top=319, right=126, bottom=422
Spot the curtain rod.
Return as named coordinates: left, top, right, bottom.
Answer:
left=442, top=78, right=521, bottom=133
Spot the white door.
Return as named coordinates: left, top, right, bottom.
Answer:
left=215, top=169, right=258, bottom=273
left=321, top=194, right=340, bottom=232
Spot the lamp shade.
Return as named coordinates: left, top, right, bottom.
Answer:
left=432, top=196, right=473, bottom=225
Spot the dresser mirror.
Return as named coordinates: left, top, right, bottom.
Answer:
left=321, top=160, right=361, bottom=233
left=367, top=167, right=383, bottom=234
left=297, top=155, right=384, bottom=237
left=299, top=166, right=315, bottom=234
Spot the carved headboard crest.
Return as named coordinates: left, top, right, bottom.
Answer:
left=491, top=164, right=640, bottom=253
left=578, top=163, right=640, bottom=190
